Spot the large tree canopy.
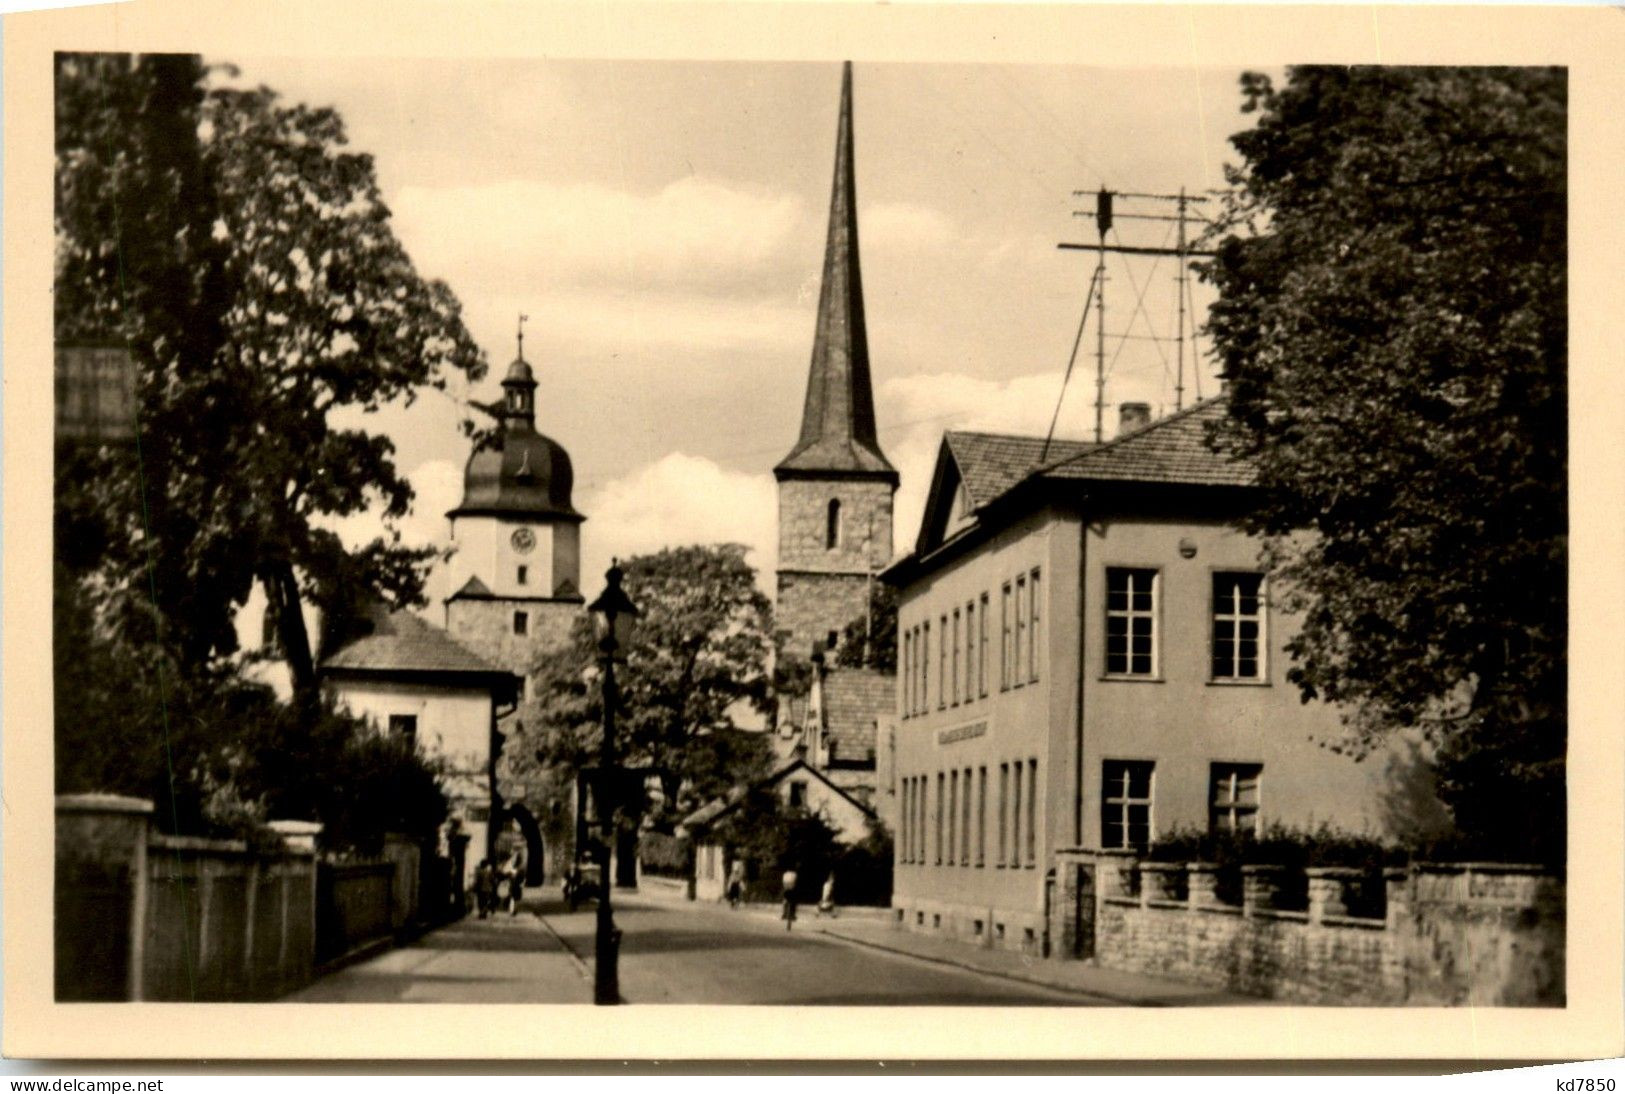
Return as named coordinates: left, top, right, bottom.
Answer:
left=55, top=54, right=485, bottom=694
left=506, top=545, right=777, bottom=823
left=1203, top=67, right=1566, bottom=859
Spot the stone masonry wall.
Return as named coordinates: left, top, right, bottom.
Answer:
left=445, top=598, right=582, bottom=680
left=776, top=570, right=871, bottom=661
left=1053, top=851, right=1564, bottom=1006
left=777, top=478, right=894, bottom=574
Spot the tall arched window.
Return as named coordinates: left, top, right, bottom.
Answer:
left=826, top=498, right=842, bottom=549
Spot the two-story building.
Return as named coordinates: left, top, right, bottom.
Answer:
left=882, top=398, right=1405, bottom=953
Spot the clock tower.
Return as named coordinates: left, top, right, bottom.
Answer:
left=443, top=333, right=586, bottom=674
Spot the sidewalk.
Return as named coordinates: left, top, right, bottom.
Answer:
left=630, top=885, right=1266, bottom=1006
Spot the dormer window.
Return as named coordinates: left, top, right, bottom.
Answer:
left=826, top=498, right=842, bottom=549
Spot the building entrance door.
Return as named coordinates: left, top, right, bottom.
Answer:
left=1073, top=863, right=1096, bottom=960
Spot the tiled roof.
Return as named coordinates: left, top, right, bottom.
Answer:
left=321, top=608, right=507, bottom=678
left=944, top=431, right=1095, bottom=508
left=446, top=575, right=493, bottom=600
left=1037, top=396, right=1254, bottom=488
left=678, top=757, right=876, bottom=832
left=820, top=668, right=892, bottom=763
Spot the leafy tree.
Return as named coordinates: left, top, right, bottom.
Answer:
left=1202, top=67, right=1566, bottom=860
left=54, top=54, right=485, bottom=698
left=507, top=545, right=778, bottom=824
left=832, top=580, right=897, bottom=672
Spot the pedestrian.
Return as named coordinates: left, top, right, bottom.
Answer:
left=505, top=847, right=526, bottom=915
left=473, top=858, right=497, bottom=918
left=817, top=870, right=836, bottom=917
left=780, top=865, right=799, bottom=930
left=726, top=859, right=745, bottom=910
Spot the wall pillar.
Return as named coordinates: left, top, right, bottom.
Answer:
left=1241, top=864, right=1283, bottom=918
left=1186, top=863, right=1222, bottom=909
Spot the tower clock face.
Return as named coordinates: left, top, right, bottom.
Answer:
left=510, top=527, right=537, bottom=554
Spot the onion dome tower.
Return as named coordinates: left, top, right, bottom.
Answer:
left=444, top=320, right=586, bottom=674
left=774, top=62, right=898, bottom=660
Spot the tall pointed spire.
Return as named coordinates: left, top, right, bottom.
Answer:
left=776, top=61, right=897, bottom=484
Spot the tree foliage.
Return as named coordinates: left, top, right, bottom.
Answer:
left=54, top=54, right=485, bottom=696
left=506, top=545, right=778, bottom=822
left=1203, top=67, right=1566, bottom=859
left=832, top=580, right=897, bottom=672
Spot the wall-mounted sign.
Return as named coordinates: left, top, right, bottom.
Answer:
left=937, top=720, right=988, bottom=746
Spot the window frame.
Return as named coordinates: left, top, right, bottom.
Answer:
left=1028, top=568, right=1042, bottom=684
left=951, top=608, right=961, bottom=707
left=938, top=614, right=948, bottom=709
left=1210, top=571, right=1269, bottom=683
left=1103, top=567, right=1160, bottom=679
left=1100, top=759, right=1155, bottom=851
left=978, top=592, right=990, bottom=697
left=387, top=713, right=418, bottom=746
left=1209, top=762, right=1263, bottom=836
left=997, top=763, right=1009, bottom=867
left=826, top=498, right=842, bottom=550
left=1025, top=758, right=1038, bottom=866
left=513, top=610, right=529, bottom=637
left=1000, top=583, right=1013, bottom=690
left=1014, top=573, right=1028, bottom=686
left=976, top=766, right=987, bottom=867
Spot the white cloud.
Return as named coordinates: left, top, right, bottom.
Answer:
left=392, top=175, right=809, bottom=296
left=576, top=452, right=778, bottom=595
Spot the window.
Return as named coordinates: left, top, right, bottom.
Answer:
left=1014, top=574, right=1028, bottom=684
left=948, top=771, right=958, bottom=864
left=961, top=767, right=972, bottom=866
left=921, top=623, right=930, bottom=715
left=997, top=763, right=1009, bottom=866
left=513, top=610, right=529, bottom=636
left=938, top=614, right=948, bottom=709
left=1213, top=573, right=1266, bottom=681
left=1011, top=762, right=1023, bottom=866
left=1029, top=569, right=1042, bottom=683
left=965, top=600, right=976, bottom=703
left=1105, top=568, right=1158, bottom=676
left=387, top=714, right=417, bottom=746
left=902, top=630, right=911, bottom=717
left=935, top=773, right=944, bottom=864
left=826, top=498, right=842, bottom=550
left=789, top=780, right=808, bottom=810
left=516, top=564, right=528, bottom=586
left=1000, top=583, right=1013, bottom=690
left=1026, top=759, right=1039, bottom=866
left=1210, top=763, right=1262, bottom=835
left=951, top=609, right=961, bottom=706
left=1101, top=760, right=1154, bottom=850
left=976, top=767, right=987, bottom=866
left=979, top=593, right=990, bottom=697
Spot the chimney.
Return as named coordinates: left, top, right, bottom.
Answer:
left=1119, top=402, right=1152, bottom=435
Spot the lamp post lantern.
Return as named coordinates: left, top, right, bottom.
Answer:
left=587, top=561, right=639, bottom=1005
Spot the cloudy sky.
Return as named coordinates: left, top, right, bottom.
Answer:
left=221, top=57, right=1260, bottom=604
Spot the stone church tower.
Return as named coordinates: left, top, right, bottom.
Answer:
left=775, top=63, right=898, bottom=659
left=444, top=335, right=586, bottom=674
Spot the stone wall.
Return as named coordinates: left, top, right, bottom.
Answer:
left=776, top=570, right=871, bottom=661
left=445, top=596, right=582, bottom=678
left=1050, top=850, right=1564, bottom=1005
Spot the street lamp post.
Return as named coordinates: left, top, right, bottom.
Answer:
left=588, top=562, right=639, bottom=1006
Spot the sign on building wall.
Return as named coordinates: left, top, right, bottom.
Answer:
left=56, top=345, right=136, bottom=443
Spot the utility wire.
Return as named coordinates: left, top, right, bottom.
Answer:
left=1041, top=264, right=1099, bottom=464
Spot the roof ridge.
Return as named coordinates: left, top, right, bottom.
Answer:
left=1034, top=393, right=1226, bottom=476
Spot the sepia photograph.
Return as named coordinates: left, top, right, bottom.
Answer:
left=7, top=0, right=1624, bottom=1066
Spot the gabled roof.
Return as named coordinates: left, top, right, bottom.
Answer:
left=946, top=431, right=1095, bottom=509
left=1036, top=397, right=1253, bottom=488
left=820, top=667, right=892, bottom=763
left=679, top=757, right=876, bottom=833
left=321, top=608, right=513, bottom=685
left=446, top=575, right=493, bottom=601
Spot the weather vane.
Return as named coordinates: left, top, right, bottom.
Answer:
left=517, top=312, right=529, bottom=358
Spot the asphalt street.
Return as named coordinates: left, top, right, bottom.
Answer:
left=538, top=896, right=1097, bottom=1006
left=286, top=896, right=1099, bottom=1005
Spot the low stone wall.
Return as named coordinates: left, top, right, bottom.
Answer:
left=316, top=860, right=397, bottom=966
left=56, top=795, right=319, bottom=1002
left=1051, top=850, right=1563, bottom=1005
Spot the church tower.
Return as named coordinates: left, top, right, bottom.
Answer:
left=774, top=62, right=897, bottom=659
left=444, top=327, right=586, bottom=673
